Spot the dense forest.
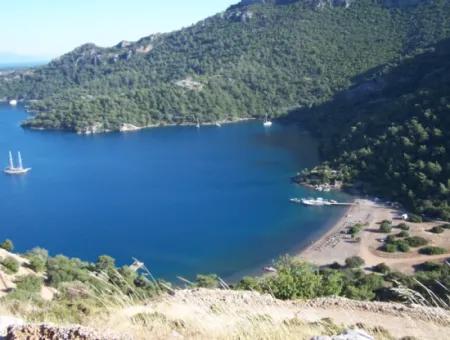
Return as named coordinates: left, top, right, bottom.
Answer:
left=1, top=0, right=450, bottom=133
left=298, top=38, right=450, bottom=220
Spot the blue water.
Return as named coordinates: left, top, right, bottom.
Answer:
left=0, top=103, right=349, bottom=280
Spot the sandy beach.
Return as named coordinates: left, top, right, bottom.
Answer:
left=298, top=198, right=450, bottom=273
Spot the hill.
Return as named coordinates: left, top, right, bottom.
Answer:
left=1, top=0, right=450, bottom=133
left=296, top=37, right=450, bottom=220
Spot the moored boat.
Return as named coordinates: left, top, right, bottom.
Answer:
left=4, top=151, right=31, bottom=175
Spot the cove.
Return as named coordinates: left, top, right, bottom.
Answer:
left=0, top=103, right=348, bottom=280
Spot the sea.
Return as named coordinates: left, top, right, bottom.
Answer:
left=0, top=103, right=349, bottom=281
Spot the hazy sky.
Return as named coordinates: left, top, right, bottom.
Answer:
left=1, top=0, right=237, bottom=59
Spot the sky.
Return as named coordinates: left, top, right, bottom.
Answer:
left=0, top=0, right=237, bottom=61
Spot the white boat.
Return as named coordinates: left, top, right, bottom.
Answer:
left=301, top=197, right=332, bottom=206
left=215, top=122, right=222, bottom=127
left=196, top=119, right=201, bottom=128
left=9, top=99, right=17, bottom=106
left=4, top=151, right=31, bottom=175
left=263, top=114, right=272, bottom=127
left=289, top=198, right=302, bottom=204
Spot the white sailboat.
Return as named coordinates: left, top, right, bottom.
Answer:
left=263, top=114, right=272, bottom=127
left=4, top=151, right=31, bottom=175
left=196, top=118, right=201, bottom=128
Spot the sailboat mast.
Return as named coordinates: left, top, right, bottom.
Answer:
left=8, top=151, right=14, bottom=169
left=18, top=151, right=23, bottom=169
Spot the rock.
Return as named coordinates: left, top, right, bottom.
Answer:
left=6, top=323, right=120, bottom=340
left=0, top=316, right=24, bottom=338
left=120, top=123, right=142, bottom=132
left=312, top=329, right=374, bottom=340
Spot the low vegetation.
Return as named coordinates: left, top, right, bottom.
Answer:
left=236, top=256, right=450, bottom=306
left=419, top=246, right=447, bottom=255
left=1, top=256, right=19, bottom=274
left=0, top=239, right=14, bottom=252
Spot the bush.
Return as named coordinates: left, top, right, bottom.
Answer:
left=428, top=226, right=444, bottom=234
left=384, top=244, right=397, bottom=253
left=440, top=224, right=450, bottom=229
left=46, top=255, right=91, bottom=287
left=386, top=235, right=396, bottom=243
left=373, top=263, right=390, bottom=274
left=195, top=274, right=219, bottom=288
left=95, top=255, right=116, bottom=273
left=396, top=223, right=410, bottom=231
left=417, top=261, right=443, bottom=272
left=397, top=241, right=410, bottom=253
left=405, top=236, right=428, bottom=247
left=348, top=225, right=362, bottom=238
left=236, top=276, right=261, bottom=291
left=397, top=231, right=410, bottom=238
left=345, top=256, right=365, bottom=268
left=0, top=239, right=14, bottom=252
left=1, top=256, right=19, bottom=274
left=379, top=221, right=392, bottom=233
left=408, top=214, right=423, bottom=223
left=419, top=247, right=447, bottom=255
left=27, top=254, right=46, bottom=273
left=15, top=275, right=43, bottom=293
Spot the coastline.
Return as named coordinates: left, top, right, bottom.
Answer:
left=296, top=201, right=357, bottom=265
left=297, top=198, right=450, bottom=272
left=225, top=203, right=353, bottom=283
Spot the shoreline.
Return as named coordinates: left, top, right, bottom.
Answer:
left=297, top=201, right=356, bottom=261
left=297, top=198, right=450, bottom=272
left=225, top=203, right=353, bottom=283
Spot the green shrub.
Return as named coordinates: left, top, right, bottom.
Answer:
left=345, top=256, right=365, bottom=269
left=46, top=255, right=91, bottom=287
left=373, top=263, right=390, bottom=274
left=27, top=254, right=46, bottom=273
left=195, top=274, right=219, bottom=288
left=379, top=221, right=392, bottom=233
left=95, top=255, right=116, bottom=273
left=397, top=241, right=410, bottom=253
left=419, top=247, right=447, bottom=255
left=405, top=236, right=428, bottom=247
left=428, top=226, right=444, bottom=234
left=1, top=256, right=19, bottom=274
left=348, top=225, right=362, bottom=238
left=236, top=276, right=261, bottom=291
left=384, top=244, right=397, bottom=253
left=396, top=223, right=410, bottom=231
left=408, top=214, right=423, bottom=223
left=386, top=235, right=396, bottom=243
left=15, top=275, right=43, bottom=293
left=417, top=261, right=443, bottom=272
left=397, top=231, right=410, bottom=238
left=0, top=239, right=14, bottom=252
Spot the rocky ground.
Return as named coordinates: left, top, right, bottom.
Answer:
left=1, top=288, right=449, bottom=339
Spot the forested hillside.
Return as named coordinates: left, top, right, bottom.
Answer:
left=299, top=38, right=450, bottom=220
left=1, top=0, right=450, bottom=132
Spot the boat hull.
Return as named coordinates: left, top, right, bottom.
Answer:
left=4, top=167, right=31, bottom=175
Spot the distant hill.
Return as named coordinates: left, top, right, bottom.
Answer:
left=0, top=0, right=449, bottom=133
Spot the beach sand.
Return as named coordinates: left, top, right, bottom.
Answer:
left=297, top=199, right=450, bottom=273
